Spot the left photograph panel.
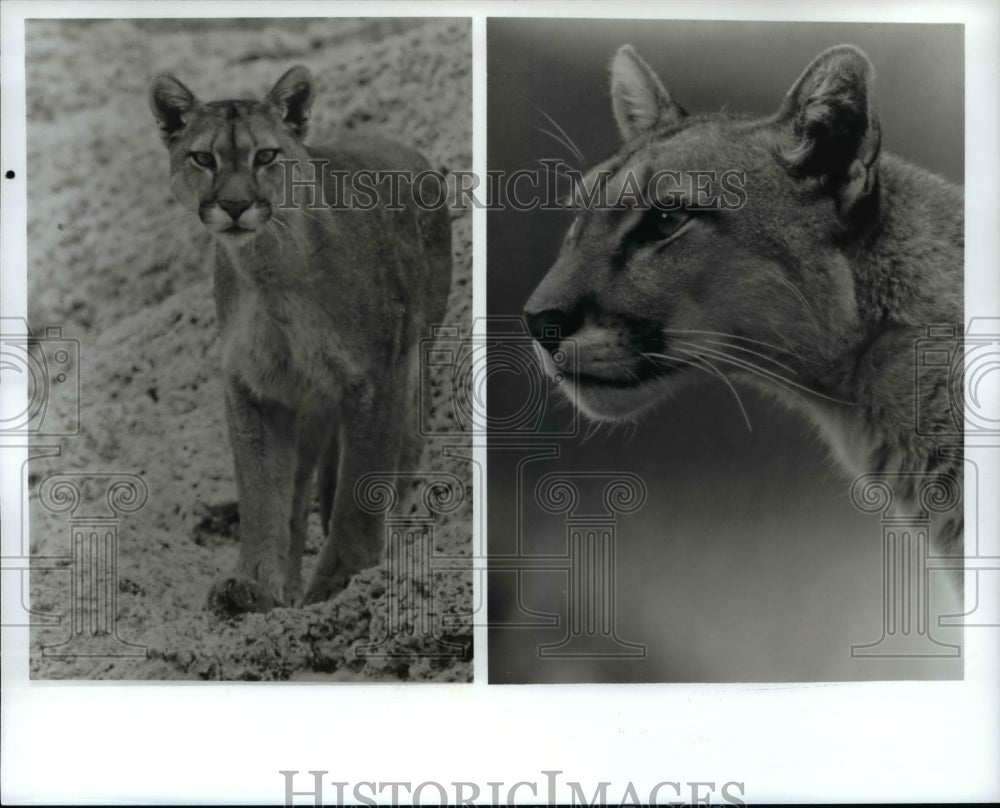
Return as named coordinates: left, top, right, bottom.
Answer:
left=21, top=17, right=473, bottom=681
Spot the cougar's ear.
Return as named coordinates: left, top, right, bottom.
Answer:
left=268, top=65, right=313, bottom=139
left=610, top=45, right=686, bottom=141
left=150, top=74, right=197, bottom=144
left=776, top=45, right=881, bottom=217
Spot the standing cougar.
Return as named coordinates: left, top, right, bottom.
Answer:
left=525, top=45, right=963, bottom=563
left=150, top=66, right=451, bottom=613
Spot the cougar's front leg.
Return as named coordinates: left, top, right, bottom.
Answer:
left=208, top=377, right=297, bottom=615
left=286, top=411, right=337, bottom=607
left=303, top=390, right=405, bottom=604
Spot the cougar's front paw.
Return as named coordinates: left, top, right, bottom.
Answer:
left=207, top=575, right=282, bottom=616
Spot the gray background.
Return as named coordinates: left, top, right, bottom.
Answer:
left=487, top=19, right=964, bottom=682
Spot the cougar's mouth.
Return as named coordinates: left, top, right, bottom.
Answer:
left=571, top=358, right=681, bottom=389
left=573, top=372, right=645, bottom=389
left=214, top=223, right=259, bottom=242
left=554, top=357, right=689, bottom=421
left=568, top=370, right=676, bottom=420
left=530, top=332, right=690, bottom=420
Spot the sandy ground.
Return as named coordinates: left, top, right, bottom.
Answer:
left=24, top=18, right=472, bottom=681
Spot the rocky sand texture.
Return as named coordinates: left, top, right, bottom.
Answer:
left=25, top=18, right=472, bottom=681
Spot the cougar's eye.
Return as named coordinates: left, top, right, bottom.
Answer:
left=254, top=149, right=279, bottom=167
left=190, top=151, right=216, bottom=170
left=633, top=209, right=692, bottom=244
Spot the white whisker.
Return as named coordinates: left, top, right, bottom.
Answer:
left=532, top=104, right=586, bottom=163
left=770, top=270, right=824, bottom=338
left=674, top=340, right=854, bottom=407
left=661, top=327, right=808, bottom=366
left=682, top=335, right=804, bottom=378
left=646, top=350, right=753, bottom=432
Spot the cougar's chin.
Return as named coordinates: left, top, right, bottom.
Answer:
left=565, top=371, right=680, bottom=420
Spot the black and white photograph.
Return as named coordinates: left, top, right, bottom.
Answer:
left=487, top=18, right=968, bottom=683
left=2, top=1, right=998, bottom=805
left=17, top=16, right=473, bottom=682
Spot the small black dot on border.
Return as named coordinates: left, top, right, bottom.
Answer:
left=4, top=170, right=14, bottom=180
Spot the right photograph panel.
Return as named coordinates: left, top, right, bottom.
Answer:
left=486, top=18, right=965, bottom=683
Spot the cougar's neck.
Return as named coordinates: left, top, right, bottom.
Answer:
left=771, top=154, right=963, bottom=480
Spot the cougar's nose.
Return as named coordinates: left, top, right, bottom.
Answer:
left=525, top=308, right=582, bottom=357
left=218, top=199, right=252, bottom=221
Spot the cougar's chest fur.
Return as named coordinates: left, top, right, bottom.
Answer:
left=212, top=233, right=401, bottom=410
